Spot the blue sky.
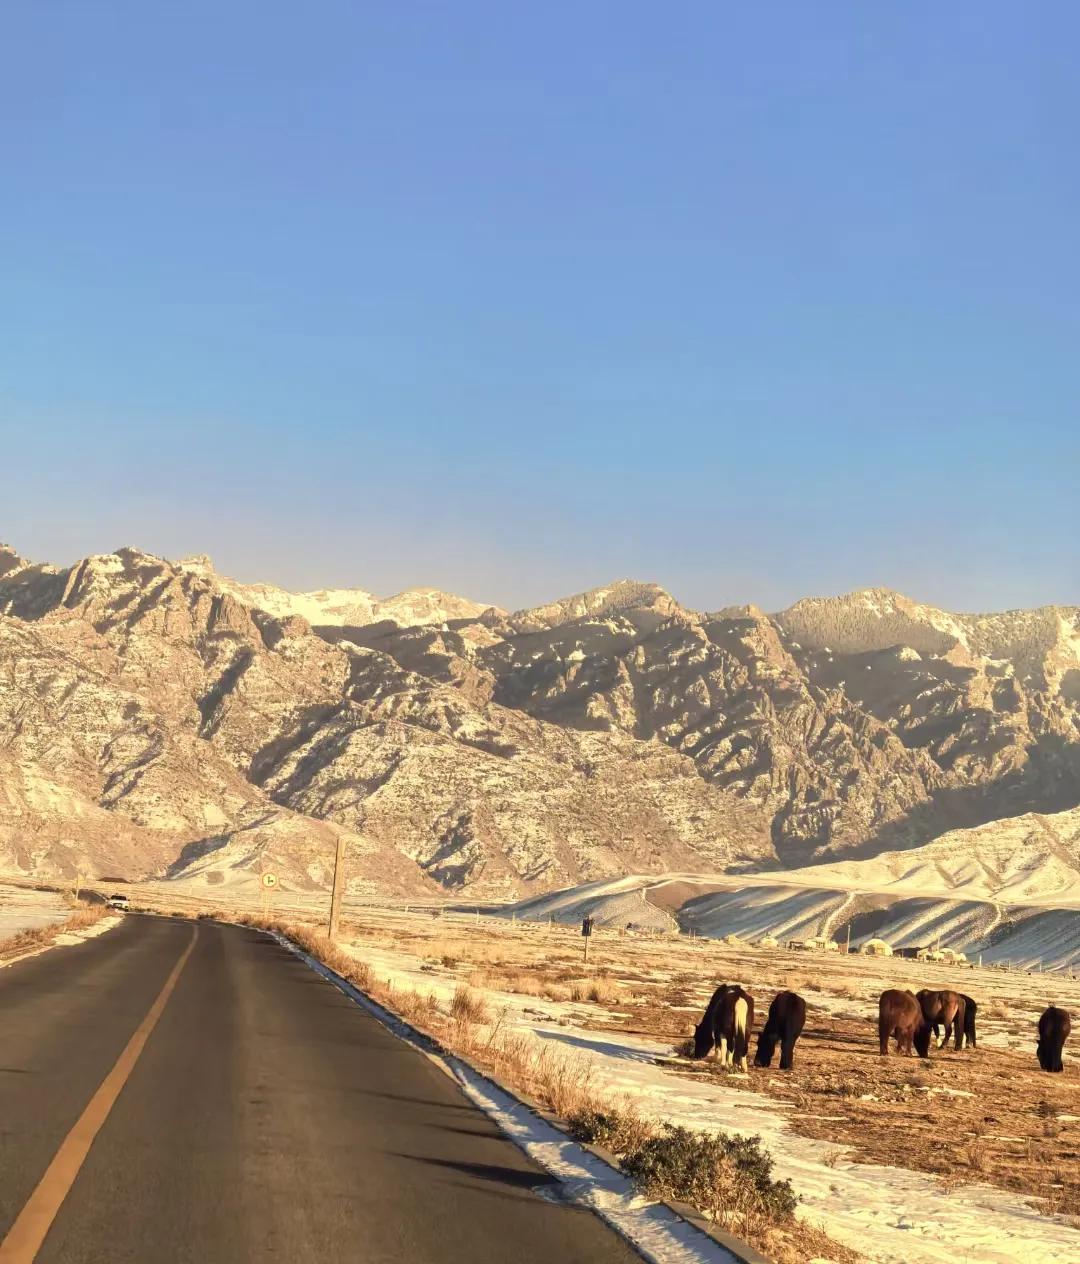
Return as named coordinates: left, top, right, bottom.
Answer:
left=1, top=2, right=1077, bottom=612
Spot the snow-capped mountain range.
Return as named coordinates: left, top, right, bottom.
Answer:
left=1, top=539, right=1078, bottom=913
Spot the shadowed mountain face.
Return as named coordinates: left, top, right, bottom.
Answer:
left=1, top=543, right=1078, bottom=898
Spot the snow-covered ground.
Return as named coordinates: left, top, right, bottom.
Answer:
left=0, top=884, right=69, bottom=940
left=339, top=919, right=1080, bottom=1264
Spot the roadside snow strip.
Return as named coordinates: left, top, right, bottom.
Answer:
left=269, top=929, right=755, bottom=1264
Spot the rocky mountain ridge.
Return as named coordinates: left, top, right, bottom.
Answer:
left=1, top=541, right=1077, bottom=899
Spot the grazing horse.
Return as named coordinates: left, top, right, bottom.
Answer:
left=916, top=989, right=966, bottom=1050
left=1036, top=1006, right=1071, bottom=1072
left=879, top=989, right=930, bottom=1057
left=754, top=991, right=806, bottom=1071
left=693, top=984, right=755, bottom=1070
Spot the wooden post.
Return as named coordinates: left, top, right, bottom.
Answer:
left=328, top=833, right=347, bottom=941
left=74, top=873, right=82, bottom=903
left=584, top=936, right=589, bottom=965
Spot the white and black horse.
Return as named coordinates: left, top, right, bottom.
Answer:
left=692, top=984, right=754, bottom=1070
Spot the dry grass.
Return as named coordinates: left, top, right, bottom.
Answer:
left=0, top=901, right=107, bottom=960
left=450, top=985, right=491, bottom=1024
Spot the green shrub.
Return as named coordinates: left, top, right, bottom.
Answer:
left=622, top=1124, right=796, bottom=1228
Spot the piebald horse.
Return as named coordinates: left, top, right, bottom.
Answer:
left=693, top=984, right=755, bottom=1070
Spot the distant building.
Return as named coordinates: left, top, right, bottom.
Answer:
left=861, top=937, right=894, bottom=957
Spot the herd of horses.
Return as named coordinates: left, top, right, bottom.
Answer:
left=692, top=982, right=1073, bottom=1073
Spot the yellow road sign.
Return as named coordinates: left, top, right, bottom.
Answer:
left=261, top=872, right=278, bottom=890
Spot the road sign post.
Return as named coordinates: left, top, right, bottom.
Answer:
left=260, top=871, right=278, bottom=921
left=582, top=915, right=594, bottom=964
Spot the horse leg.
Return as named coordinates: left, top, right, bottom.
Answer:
left=779, top=1036, right=795, bottom=1071
left=736, top=1032, right=748, bottom=1072
left=718, top=1036, right=728, bottom=1066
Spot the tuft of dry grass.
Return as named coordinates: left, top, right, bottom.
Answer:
left=450, top=986, right=491, bottom=1025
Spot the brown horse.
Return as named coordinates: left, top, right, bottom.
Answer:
left=916, top=989, right=966, bottom=1050
left=1036, top=1006, right=1071, bottom=1072
left=693, top=984, right=755, bottom=1070
left=879, top=989, right=930, bottom=1056
left=754, top=991, right=806, bottom=1071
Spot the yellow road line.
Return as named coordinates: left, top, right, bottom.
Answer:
left=0, top=924, right=199, bottom=1263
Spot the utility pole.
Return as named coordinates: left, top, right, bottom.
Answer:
left=845, top=923, right=852, bottom=955
left=74, top=873, right=82, bottom=903
left=328, top=834, right=347, bottom=941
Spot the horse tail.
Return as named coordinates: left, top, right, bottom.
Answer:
left=734, top=997, right=749, bottom=1069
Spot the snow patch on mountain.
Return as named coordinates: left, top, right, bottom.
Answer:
left=177, top=555, right=495, bottom=627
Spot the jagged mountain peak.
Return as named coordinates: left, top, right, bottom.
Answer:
left=173, top=554, right=494, bottom=629
left=504, top=579, right=683, bottom=633
left=775, top=587, right=970, bottom=655
left=0, top=543, right=27, bottom=579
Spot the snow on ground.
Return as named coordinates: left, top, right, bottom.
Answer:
left=342, top=926, right=1080, bottom=1264
left=51, top=915, right=121, bottom=946
left=0, top=884, right=69, bottom=939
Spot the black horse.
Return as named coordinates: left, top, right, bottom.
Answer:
left=1036, top=1006, right=1071, bottom=1072
left=692, top=984, right=755, bottom=1070
left=754, top=991, right=806, bottom=1071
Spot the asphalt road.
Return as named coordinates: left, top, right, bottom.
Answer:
left=0, top=916, right=641, bottom=1263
